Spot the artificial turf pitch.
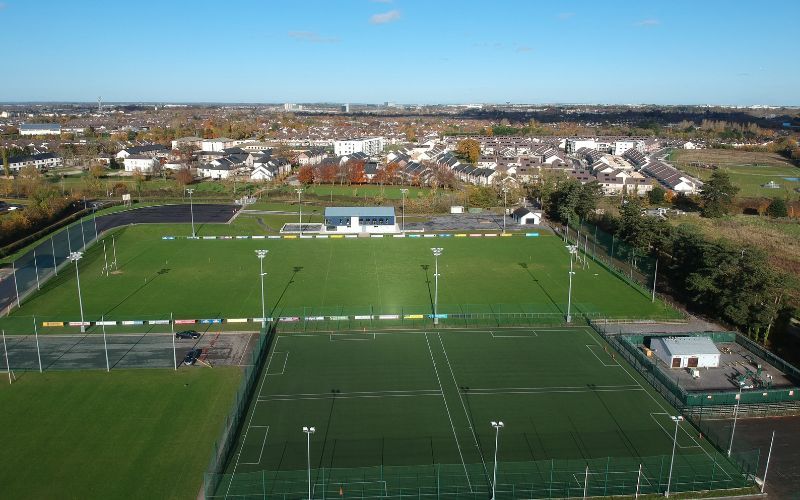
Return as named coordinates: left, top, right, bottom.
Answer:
left=214, top=327, right=742, bottom=498
left=4, top=224, right=678, bottom=329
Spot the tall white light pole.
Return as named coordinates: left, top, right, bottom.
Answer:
left=728, top=386, right=742, bottom=457
left=665, top=415, right=684, bottom=498
left=69, top=251, right=86, bottom=333
left=566, top=245, right=578, bottom=323
left=400, top=188, right=408, bottom=233
left=256, top=250, right=269, bottom=327
left=651, top=258, right=659, bottom=303
left=501, top=186, right=508, bottom=234
left=302, top=426, right=316, bottom=500
left=491, top=421, right=504, bottom=500
left=296, top=188, right=304, bottom=236
left=431, top=248, right=443, bottom=326
left=187, top=188, right=196, bottom=237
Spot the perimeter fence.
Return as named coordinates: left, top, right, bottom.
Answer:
left=206, top=451, right=756, bottom=499
left=205, top=324, right=275, bottom=498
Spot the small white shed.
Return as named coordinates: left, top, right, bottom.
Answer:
left=511, top=207, right=541, bottom=225
left=651, top=336, right=720, bottom=369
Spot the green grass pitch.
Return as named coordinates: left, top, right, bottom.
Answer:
left=6, top=224, right=678, bottom=326
left=0, top=368, right=241, bottom=499
left=217, top=327, right=740, bottom=498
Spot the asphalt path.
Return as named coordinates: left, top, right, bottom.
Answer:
left=0, top=204, right=236, bottom=314
left=3, top=330, right=254, bottom=372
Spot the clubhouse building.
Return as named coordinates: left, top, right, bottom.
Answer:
left=323, top=207, right=398, bottom=234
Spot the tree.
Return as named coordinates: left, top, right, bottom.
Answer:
left=455, top=139, right=480, bottom=164
left=88, top=163, right=105, bottom=179
left=545, top=180, right=602, bottom=225
left=647, top=186, right=666, bottom=205
left=347, top=161, right=365, bottom=184
left=1, top=148, right=9, bottom=178
left=701, top=170, right=739, bottom=218
left=297, top=165, right=314, bottom=185
left=766, top=197, right=788, bottom=218
left=317, top=163, right=336, bottom=184
left=175, top=167, right=194, bottom=186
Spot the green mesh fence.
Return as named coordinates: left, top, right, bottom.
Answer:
left=205, top=325, right=275, bottom=497
left=206, top=451, right=755, bottom=499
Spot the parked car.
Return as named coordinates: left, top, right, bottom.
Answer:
left=183, top=348, right=202, bottom=365
left=176, top=330, right=200, bottom=339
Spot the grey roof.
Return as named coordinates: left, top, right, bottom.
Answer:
left=325, top=206, right=395, bottom=217
left=659, top=336, right=720, bottom=356
left=19, top=123, right=61, bottom=131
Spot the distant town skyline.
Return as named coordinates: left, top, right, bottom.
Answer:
left=2, top=0, right=799, bottom=106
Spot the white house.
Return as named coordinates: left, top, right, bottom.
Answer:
left=651, top=336, right=720, bottom=369
left=201, top=137, right=236, bottom=152
left=333, top=136, right=385, bottom=157
left=19, top=123, right=61, bottom=136
left=7, top=152, right=63, bottom=171
left=116, top=144, right=169, bottom=159
left=323, top=206, right=398, bottom=234
left=171, top=136, right=203, bottom=150
left=124, top=155, right=159, bottom=173
left=511, top=207, right=541, bottom=225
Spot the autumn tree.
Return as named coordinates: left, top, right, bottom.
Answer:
left=347, top=161, right=366, bottom=184
left=297, top=165, right=314, bottom=184
left=455, top=139, right=480, bottom=164
left=317, top=163, right=337, bottom=184
left=2, top=148, right=9, bottom=178
left=701, top=170, right=739, bottom=218
left=175, top=167, right=194, bottom=186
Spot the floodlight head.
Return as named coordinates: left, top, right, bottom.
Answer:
left=255, top=249, right=269, bottom=258
left=566, top=245, right=578, bottom=254
left=302, top=426, right=316, bottom=434
left=431, top=247, right=443, bottom=256
left=670, top=416, right=684, bottom=422
left=400, top=188, right=409, bottom=194
left=187, top=188, right=194, bottom=195
left=69, top=251, right=83, bottom=261
left=491, top=421, right=505, bottom=428
left=295, top=188, right=304, bottom=194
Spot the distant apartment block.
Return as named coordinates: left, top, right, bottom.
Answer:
left=7, top=152, right=62, bottom=171
left=19, top=123, right=61, bottom=136
left=201, top=138, right=236, bottom=152
left=333, top=136, right=385, bottom=157
left=284, top=103, right=303, bottom=111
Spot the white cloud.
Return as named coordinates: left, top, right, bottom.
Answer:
left=288, top=31, right=339, bottom=44
left=635, top=18, right=660, bottom=26
left=370, top=9, right=401, bottom=25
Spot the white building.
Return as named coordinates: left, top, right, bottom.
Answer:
left=124, top=155, right=159, bottom=173
left=511, top=207, right=542, bottom=225
left=201, top=137, right=236, bottom=152
left=565, top=139, right=598, bottom=154
left=171, top=136, right=203, bottom=150
left=651, top=336, right=720, bottom=369
left=613, top=140, right=644, bottom=156
left=323, top=206, right=398, bottom=234
left=333, top=136, right=385, bottom=157
left=7, top=152, right=63, bottom=171
left=19, top=123, right=61, bottom=136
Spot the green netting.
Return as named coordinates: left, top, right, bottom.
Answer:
left=206, top=451, right=755, bottom=499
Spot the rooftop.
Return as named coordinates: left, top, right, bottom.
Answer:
left=325, top=206, right=395, bottom=217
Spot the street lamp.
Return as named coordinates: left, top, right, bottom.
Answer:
left=187, top=188, right=196, bottom=238
left=728, top=386, right=742, bottom=457
left=400, top=188, right=409, bottom=233
left=256, top=250, right=268, bottom=328
left=501, top=186, right=508, bottom=234
left=302, top=426, right=316, bottom=500
left=491, top=421, right=504, bottom=500
left=566, top=245, right=578, bottom=323
left=431, top=248, right=443, bottom=326
left=665, top=415, right=684, bottom=498
left=295, top=188, right=304, bottom=236
left=69, top=251, right=86, bottom=332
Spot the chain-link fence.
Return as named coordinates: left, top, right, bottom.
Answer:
left=1, top=216, right=101, bottom=316
left=206, top=451, right=756, bottom=499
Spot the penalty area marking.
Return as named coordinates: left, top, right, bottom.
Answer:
left=585, top=344, right=620, bottom=367
left=240, top=425, right=270, bottom=465
left=266, top=351, right=289, bottom=375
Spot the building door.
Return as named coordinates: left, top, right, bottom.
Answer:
left=687, top=357, right=699, bottom=368
left=672, top=357, right=681, bottom=368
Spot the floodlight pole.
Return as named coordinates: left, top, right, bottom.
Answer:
left=583, top=465, right=589, bottom=499
left=665, top=415, right=683, bottom=497
left=102, top=240, right=110, bottom=277
left=2, top=330, right=10, bottom=385
left=501, top=187, right=508, bottom=234
left=33, top=317, right=42, bottom=373
left=11, top=261, right=20, bottom=309
left=296, top=188, right=304, bottom=236
left=33, top=248, right=40, bottom=290
left=491, top=421, right=504, bottom=500
left=80, top=217, right=87, bottom=251
left=761, top=430, right=775, bottom=494
left=431, top=248, right=443, bottom=326
left=651, top=258, right=659, bottom=303
left=728, top=386, right=742, bottom=456
left=566, top=245, right=577, bottom=323
left=400, top=188, right=408, bottom=233
left=51, top=236, right=58, bottom=276
left=256, top=250, right=269, bottom=327
left=70, top=252, right=86, bottom=333
left=187, top=189, right=196, bottom=238
left=102, top=314, right=110, bottom=372
left=303, top=426, right=316, bottom=500
left=171, top=312, right=176, bottom=371
left=112, top=234, right=118, bottom=269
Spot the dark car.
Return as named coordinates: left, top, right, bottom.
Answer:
left=176, top=330, right=200, bottom=339
left=183, top=348, right=202, bottom=366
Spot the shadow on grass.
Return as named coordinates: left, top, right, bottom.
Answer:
left=420, top=264, right=433, bottom=315
left=270, top=266, right=303, bottom=318
left=103, top=268, right=170, bottom=316
left=518, top=263, right=564, bottom=315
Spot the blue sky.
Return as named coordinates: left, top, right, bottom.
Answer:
left=1, top=0, right=798, bottom=105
